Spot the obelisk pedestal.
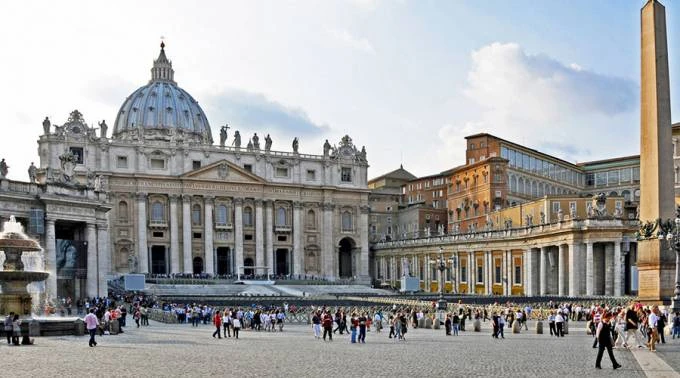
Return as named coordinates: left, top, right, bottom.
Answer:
left=637, top=0, right=675, bottom=303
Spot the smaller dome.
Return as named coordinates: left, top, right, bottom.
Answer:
left=112, top=43, right=213, bottom=145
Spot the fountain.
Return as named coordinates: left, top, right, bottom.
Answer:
left=0, top=216, right=49, bottom=344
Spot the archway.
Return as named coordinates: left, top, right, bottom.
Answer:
left=192, top=256, right=203, bottom=275
left=243, top=257, right=254, bottom=277
left=338, top=237, right=355, bottom=278
left=216, top=247, right=231, bottom=275
left=276, top=248, right=290, bottom=276
left=151, top=245, right=167, bottom=274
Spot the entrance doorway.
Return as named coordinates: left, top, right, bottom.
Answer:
left=338, top=238, right=354, bottom=278
left=243, top=258, right=254, bottom=277
left=151, top=245, right=167, bottom=274
left=276, top=248, right=290, bottom=276
left=216, top=247, right=231, bottom=275
left=193, top=257, right=203, bottom=274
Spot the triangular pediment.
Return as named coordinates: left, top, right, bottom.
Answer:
left=181, top=159, right=265, bottom=183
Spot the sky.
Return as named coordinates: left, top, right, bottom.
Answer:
left=0, top=0, right=678, bottom=182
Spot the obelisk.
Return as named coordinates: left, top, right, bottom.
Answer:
left=637, top=0, right=675, bottom=303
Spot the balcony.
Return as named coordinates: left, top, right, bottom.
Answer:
left=215, top=222, right=233, bottom=230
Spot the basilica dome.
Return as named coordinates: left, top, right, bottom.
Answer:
left=112, top=42, right=213, bottom=145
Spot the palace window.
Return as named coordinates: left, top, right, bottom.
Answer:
left=461, top=265, right=467, bottom=283
left=495, top=261, right=501, bottom=284
left=275, top=167, right=288, bottom=177
left=151, top=202, right=165, bottom=223
left=342, top=211, right=353, bottom=231
left=341, top=167, right=352, bottom=182
left=243, top=207, right=253, bottom=227
left=243, top=164, right=253, bottom=173
left=276, top=207, right=287, bottom=226
left=192, top=160, right=201, bottom=170
left=192, top=204, right=202, bottom=226
left=476, top=265, right=483, bottom=284
left=216, top=205, right=228, bottom=226
left=69, top=147, right=84, bottom=164
left=118, top=201, right=128, bottom=221
left=306, top=209, right=316, bottom=229
left=116, top=156, right=128, bottom=168
left=306, top=169, right=316, bottom=181
left=514, top=265, right=522, bottom=285
left=150, top=158, right=165, bottom=169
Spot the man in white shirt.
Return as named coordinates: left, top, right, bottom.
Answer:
left=103, top=309, right=111, bottom=335
left=648, top=307, right=660, bottom=352
left=84, top=309, right=99, bottom=347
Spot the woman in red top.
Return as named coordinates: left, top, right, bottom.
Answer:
left=212, top=310, right=222, bottom=339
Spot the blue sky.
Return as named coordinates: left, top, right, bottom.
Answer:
left=0, top=0, right=677, bottom=180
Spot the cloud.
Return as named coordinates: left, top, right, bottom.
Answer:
left=439, top=42, right=638, bottom=163
left=204, top=89, right=330, bottom=137
left=346, top=0, right=381, bottom=12
left=84, top=75, right=136, bottom=107
left=327, top=28, right=375, bottom=54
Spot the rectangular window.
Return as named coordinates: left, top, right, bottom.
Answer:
left=477, top=265, right=484, bottom=284
left=150, top=158, right=165, bottom=169
left=244, top=234, right=253, bottom=241
left=523, top=154, right=530, bottom=170
left=275, top=167, right=289, bottom=177
left=552, top=201, right=560, bottom=213
left=152, top=231, right=164, bottom=238
left=243, top=164, right=253, bottom=173
left=495, top=264, right=501, bottom=284
left=29, top=208, right=44, bottom=235
left=461, top=265, right=467, bottom=283
left=586, top=173, right=595, bottom=186
left=306, top=169, right=316, bottom=181
left=514, top=265, right=521, bottom=284
left=608, top=170, right=619, bottom=185
left=277, top=235, right=287, bottom=242
left=620, top=168, right=632, bottom=183
left=595, top=172, right=606, bottom=187
left=341, top=167, right=352, bottom=182
left=500, top=146, right=508, bottom=159
left=69, top=147, right=84, bottom=164
left=116, top=156, right=128, bottom=168
left=193, top=232, right=202, bottom=239
left=632, top=167, right=640, bottom=182
left=192, top=160, right=201, bottom=170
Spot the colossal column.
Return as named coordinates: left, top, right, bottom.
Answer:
left=169, top=194, right=180, bottom=274
left=359, top=205, right=370, bottom=281
left=204, top=196, right=214, bottom=275
left=292, top=202, right=302, bottom=276
left=86, top=223, right=98, bottom=297
left=568, top=243, right=581, bottom=296
left=638, top=0, right=675, bottom=302
left=255, top=199, right=265, bottom=275
left=322, top=203, right=334, bottom=280
left=182, top=195, right=192, bottom=274
left=234, top=198, right=244, bottom=278
left=264, top=200, right=274, bottom=277
left=540, top=247, right=549, bottom=295
left=136, top=192, right=148, bottom=274
left=604, top=243, right=615, bottom=296
left=614, top=241, right=624, bottom=296
left=45, top=218, right=57, bottom=300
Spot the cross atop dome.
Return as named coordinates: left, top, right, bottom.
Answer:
left=150, top=40, right=174, bottom=83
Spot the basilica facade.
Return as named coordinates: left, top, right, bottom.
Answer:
left=14, top=43, right=370, bottom=300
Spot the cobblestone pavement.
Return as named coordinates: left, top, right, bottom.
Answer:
left=0, top=320, right=653, bottom=377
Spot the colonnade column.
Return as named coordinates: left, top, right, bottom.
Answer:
left=322, top=203, right=334, bottom=280
left=504, top=250, right=511, bottom=296
left=45, top=218, right=57, bottom=301
left=169, top=194, right=180, bottom=274
left=558, top=244, right=568, bottom=296
left=96, top=223, right=109, bottom=298
left=540, top=247, right=548, bottom=295
left=136, top=192, right=148, bottom=273
left=204, top=196, right=214, bottom=275
left=585, top=242, right=594, bottom=296
left=182, top=195, right=192, bottom=274
left=604, top=243, right=614, bottom=296
left=468, top=251, right=474, bottom=294
left=614, top=241, right=624, bottom=296
left=264, top=200, right=274, bottom=277
left=86, top=223, right=98, bottom=298
left=234, top=198, right=244, bottom=278
left=255, top=200, right=265, bottom=275
left=568, top=243, right=581, bottom=296
left=292, top=202, right=302, bottom=276
left=485, top=251, right=491, bottom=294
left=524, top=249, right=530, bottom=295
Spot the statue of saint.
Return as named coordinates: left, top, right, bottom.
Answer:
left=28, top=162, right=37, bottom=183
left=252, top=133, right=260, bottom=150
left=264, top=134, right=272, bottom=152
left=232, top=130, right=241, bottom=148
left=220, top=124, right=229, bottom=147
left=292, top=137, right=299, bottom=154
left=323, top=139, right=331, bottom=156
left=360, top=146, right=367, bottom=161
left=246, top=139, right=254, bottom=151
left=42, top=117, right=51, bottom=135
left=402, top=258, right=410, bottom=277
left=0, top=158, right=8, bottom=178
left=98, top=120, right=108, bottom=138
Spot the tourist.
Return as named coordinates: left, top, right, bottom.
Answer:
left=350, top=313, right=358, bottom=343
left=84, top=309, right=99, bottom=347
left=393, top=314, right=402, bottom=340
left=399, top=312, right=408, bottom=341
left=444, top=314, right=452, bottom=336
left=657, top=307, right=667, bottom=344
left=595, top=312, right=621, bottom=370
left=388, top=315, right=395, bottom=338
left=358, top=312, right=367, bottom=343
left=452, top=312, right=460, bottom=336
left=624, top=303, right=645, bottom=348
left=491, top=312, right=499, bottom=338
left=373, top=311, right=382, bottom=333
left=548, top=311, right=557, bottom=336
left=232, top=315, right=241, bottom=339
left=276, top=309, right=285, bottom=331
left=498, top=314, right=505, bottom=339
left=613, top=310, right=627, bottom=348
left=591, top=308, right=602, bottom=348
left=223, top=309, right=232, bottom=338
left=10, top=314, right=20, bottom=346
left=103, top=308, right=112, bottom=335
left=555, top=311, right=565, bottom=337
left=4, top=312, right=13, bottom=344
left=312, top=310, right=321, bottom=339
left=648, top=306, right=660, bottom=352
left=322, top=311, right=333, bottom=341
left=133, top=307, right=141, bottom=328
left=673, top=312, right=680, bottom=339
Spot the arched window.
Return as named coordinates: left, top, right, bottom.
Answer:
left=243, top=207, right=253, bottom=227
left=277, top=207, right=287, bottom=227
left=306, top=209, right=316, bottom=229
left=216, top=205, right=228, bottom=226
left=118, top=201, right=128, bottom=220
left=151, top=202, right=165, bottom=223
left=192, top=204, right=202, bottom=226
left=342, top=211, right=353, bottom=231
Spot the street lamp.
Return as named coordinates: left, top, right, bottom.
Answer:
left=662, top=207, right=680, bottom=314
left=430, top=247, right=450, bottom=311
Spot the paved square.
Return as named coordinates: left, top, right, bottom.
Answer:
left=2, top=319, right=655, bottom=377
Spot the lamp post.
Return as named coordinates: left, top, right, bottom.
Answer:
left=432, top=247, right=448, bottom=311
left=663, top=208, right=680, bottom=314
